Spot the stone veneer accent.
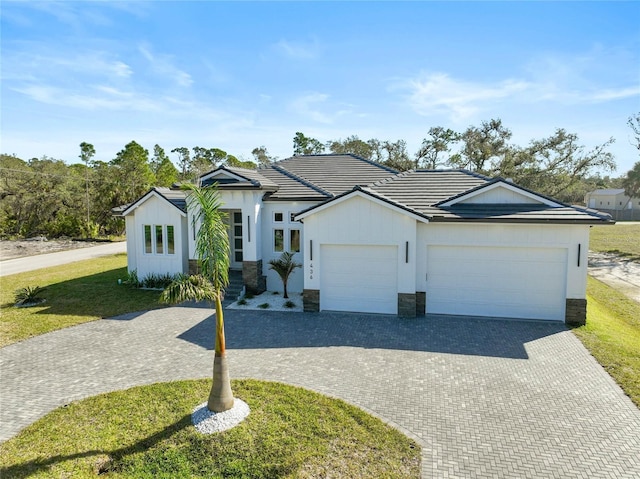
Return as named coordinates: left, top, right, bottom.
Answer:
left=188, top=259, right=200, bottom=275
left=243, top=260, right=266, bottom=295
left=416, top=292, right=426, bottom=317
left=398, top=293, right=417, bottom=318
left=303, top=289, right=320, bottom=312
left=565, top=298, right=587, bottom=326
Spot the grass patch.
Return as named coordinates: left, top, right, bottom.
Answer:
left=573, top=276, right=640, bottom=407
left=589, top=224, right=640, bottom=260
left=0, top=254, right=165, bottom=347
left=0, top=379, right=420, bottom=478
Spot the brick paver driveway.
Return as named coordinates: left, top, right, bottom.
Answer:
left=2, top=307, right=639, bottom=478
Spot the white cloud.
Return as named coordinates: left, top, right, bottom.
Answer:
left=290, top=92, right=333, bottom=123
left=397, top=66, right=639, bottom=123
left=12, top=84, right=159, bottom=112
left=138, top=43, right=193, bottom=88
left=112, top=61, right=133, bottom=78
left=3, top=1, right=149, bottom=28
left=274, top=38, right=319, bottom=60
left=399, top=72, right=531, bottom=121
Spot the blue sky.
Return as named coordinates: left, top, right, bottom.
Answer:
left=2, top=1, right=639, bottom=175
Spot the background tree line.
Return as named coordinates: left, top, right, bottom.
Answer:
left=0, top=142, right=253, bottom=239
left=1, top=114, right=638, bottom=239
left=293, top=116, right=639, bottom=204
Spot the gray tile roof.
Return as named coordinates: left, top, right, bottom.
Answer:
left=269, top=154, right=398, bottom=196
left=155, top=187, right=187, bottom=212
left=258, top=166, right=330, bottom=201
left=428, top=204, right=612, bottom=223
left=179, top=156, right=612, bottom=224
left=296, top=168, right=612, bottom=224
left=116, top=187, right=187, bottom=217
left=200, top=166, right=278, bottom=190
left=370, top=169, right=489, bottom=212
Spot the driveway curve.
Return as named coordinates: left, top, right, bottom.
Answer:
left=1, top=307, right=639, bottom=478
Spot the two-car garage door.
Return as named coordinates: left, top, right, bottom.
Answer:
left=427, top=245, right=567, bottom=321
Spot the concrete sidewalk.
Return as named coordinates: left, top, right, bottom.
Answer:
left=0, top=242, right=126, bottom=276
left=1, top=308, right=639, bottom=478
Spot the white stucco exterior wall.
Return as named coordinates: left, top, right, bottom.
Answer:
left=126, top=195, right=187, bottom=279
left=301, top=195, right=418, bottom=294
left=261, top=201, right=317, bottom=293
left=188, top=190, right=265, bottom=263
left=126, top=215, right=137, bottom=273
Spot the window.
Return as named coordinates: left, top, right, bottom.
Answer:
left=274, top=229, right=284, bottom=252
left=144, top=225, right=152, bottom=254
left=274, top=212, right=284, bottom=222
left=290, top=229, right=300, bottom=253
left=143, top=224, right=175, bottom=255
left=155, top=225, right=164, bottom=254
left=167, top=225, right=175, bottom=254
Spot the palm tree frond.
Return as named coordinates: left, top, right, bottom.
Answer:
left=268, top=252, right=302, bottom=298
left=160, top=274, right=219, bottom=304
left=181, top=183, right=230, bottom=290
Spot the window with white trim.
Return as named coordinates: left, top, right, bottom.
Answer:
left=274, top=212, right=284, bottom=223
left=274, top=229, right=284, bottom=252
left=290, top=229, right=300, bottom=253
left=144, top=225, right=152, bottom=254
left=143, top=224, right=175, bottom=255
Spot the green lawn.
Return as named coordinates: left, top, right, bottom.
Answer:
left=0, top=254, right=165, bottom=347
left=0, top=379, right=420, bottom=479
left=573, top=277, right=640, bottom=407
left=589, top=223, right=640, bottom=260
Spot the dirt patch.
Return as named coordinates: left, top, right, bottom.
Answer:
left=588, top=252, right=640, bottom=304
left=0, top=239, right=108, bottom=260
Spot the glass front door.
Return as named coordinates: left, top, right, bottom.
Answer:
left=229, top=211, right=243, bottom=269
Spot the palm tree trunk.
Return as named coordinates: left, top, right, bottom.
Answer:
left=207, top=293, right=234, bottom=412
left=283, top=282, right=289, bottom=299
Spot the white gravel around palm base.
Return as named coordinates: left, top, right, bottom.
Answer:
left=227, top=292, right=303, bottom=312
left=192, top=399, right=250, bottom=434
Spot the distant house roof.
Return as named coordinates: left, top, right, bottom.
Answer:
left=589, top=189, right=626, bottom=195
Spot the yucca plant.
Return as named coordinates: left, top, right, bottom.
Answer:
left=268, top=251, right=302, bottom=299
left=160, top=183, right=233, bottom=413
left=14, top=286, right=47, bottom=306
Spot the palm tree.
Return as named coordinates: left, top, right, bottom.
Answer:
left=268, top=251, right=302, bottom=299
left=160, top=184, right=233, bottom=412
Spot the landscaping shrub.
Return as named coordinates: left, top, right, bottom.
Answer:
left=14, top=286, right=47, bottom=306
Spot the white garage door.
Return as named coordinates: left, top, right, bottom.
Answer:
left=320, top=245, right=398, bottom=314
left=427, top=245, right=567, bottom=321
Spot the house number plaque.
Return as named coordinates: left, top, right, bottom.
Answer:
left=309, top=263, right=313, bottom=280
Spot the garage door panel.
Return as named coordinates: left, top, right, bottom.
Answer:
left=427, top=245, right=567, bottom=321
left=321, top=245, right=398, bottom=314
